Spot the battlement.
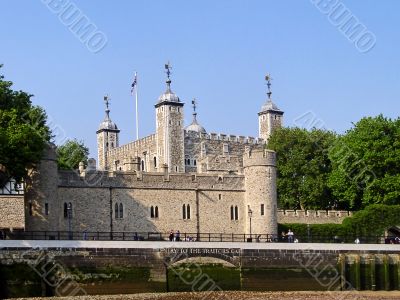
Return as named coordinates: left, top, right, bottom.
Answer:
left=277, top=210, right=353, bottom=225
left=243, top=149, right=276, bottom=168
left=183, top=131, right=265, bottom=145
left=58, top=169, right=245, bottom=190
left=107, top=134, right=156, bottom=156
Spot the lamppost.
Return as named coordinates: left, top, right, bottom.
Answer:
left=67, top=203, right=72, bottom=240
left=248, top=207, right=253, bottom=241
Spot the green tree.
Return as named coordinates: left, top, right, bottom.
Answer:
left=57, top=139, right=89, bottom=170
left=0, top=66, right=51, bottom=184
left=268, top=127, right=337, bottom=210
left=328, top=115, right=400, bottom=210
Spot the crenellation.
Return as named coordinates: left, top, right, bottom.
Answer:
left=277, top=210, right=353, bottom=224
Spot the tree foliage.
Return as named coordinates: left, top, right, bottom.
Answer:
left=328, top=115, right=400, bottom=210
left=268, top=127, right=337, bottom=210
left=0, top=66, right=51, bottom=183
left=57, top=139, right=89, bottom=170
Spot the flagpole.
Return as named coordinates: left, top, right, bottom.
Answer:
left=134, top=72, right=139, bottom=140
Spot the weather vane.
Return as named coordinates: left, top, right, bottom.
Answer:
left=265, top=74, right=272, bottom=100
left=165, top=61, right=172, bottom=80
left=192, top=98, right=197, bottom=113
left=104, top=95, right=110, bottom=110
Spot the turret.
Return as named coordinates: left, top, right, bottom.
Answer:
left=243, top=149, right=278, bottom=236
left=97, top=95, right=120, bottom=170
left=25, top=144, right=59, bottom=231
left=258, top=74, right=284, bottom=143
left=155, top=63, right=185, bottom=173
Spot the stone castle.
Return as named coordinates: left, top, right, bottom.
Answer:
left=20, top=66, right=283, bottom=236
left=0, top=66, right=352, bottom=236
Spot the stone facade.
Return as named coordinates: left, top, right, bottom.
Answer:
left=0, top=195, right=24, bottom=229
left=25, top=146, right=275, bottom=236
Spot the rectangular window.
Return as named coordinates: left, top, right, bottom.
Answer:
left=218, top=194, right=222, bottom=200
left=45, top=203, right=49, bottom=216
left=223, top=143, right=229, bottom=155
left=261, top=204, right=265, bottom=216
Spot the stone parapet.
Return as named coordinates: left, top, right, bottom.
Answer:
left=277, top=209, right=353, bottom=224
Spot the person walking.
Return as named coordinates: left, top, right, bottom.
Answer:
left=287, top=229, right=294, bottom=243
left=175, top=230, right=181, bottom=242
left=169, top=230, right=174, bottom=241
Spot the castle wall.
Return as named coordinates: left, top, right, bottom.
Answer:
left=105, top=134, right=158, bottom=172
left=26, top=169, right=248, bottom=235
left=277, top=210, right=353, bottom=224
left=0, top=195, right=24, bottom=229
left=184, top=131, right=265, bottom=174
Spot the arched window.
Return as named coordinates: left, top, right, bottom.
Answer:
left=234, top=206, right=239, bottom=220
left=194, top=160, right=197, bottom=166
left=115, top=203, right=119, bottom=219
left=154, top=157, right=157, bottom=168
left=119, top=203, right=124, bottom=219
left=182, top=204, right=186, bottom=219
left=230, top=206, right=234, bottom=220
left=64, top=203, right=68, bottom=218
left=187, top=204, right=191, bottom=220
left=150, top=206, right=154, bottom=218
left=155, top=206, right=159, bottom=218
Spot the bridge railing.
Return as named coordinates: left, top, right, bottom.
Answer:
left=1, top=231, right=399, bottom=244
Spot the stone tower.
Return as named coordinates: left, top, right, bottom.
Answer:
left=97, top=96, right=120, bottom=170
left=258, top=74, right=284, bottom=143
left=155, top=63, right=185, bottom=173
left=25, top=144, right=59, bottom=231
left=243, top=148, right=278, bottom=236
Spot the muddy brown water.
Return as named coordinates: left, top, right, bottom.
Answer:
left=13, top=291, right=400, bottom=300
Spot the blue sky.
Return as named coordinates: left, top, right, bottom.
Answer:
left=1, top=1, right=399, bottom=157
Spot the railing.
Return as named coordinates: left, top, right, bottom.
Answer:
left=1, top=231, right=399, bottom=244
